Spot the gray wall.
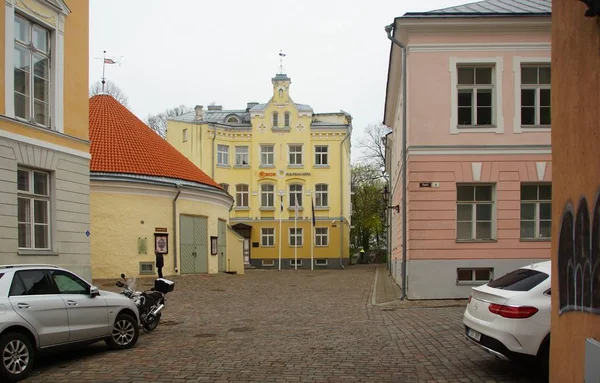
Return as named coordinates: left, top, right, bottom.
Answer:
left=0, top=137, right=91, bottom=282
left=401, top=258, right=549, bottom=300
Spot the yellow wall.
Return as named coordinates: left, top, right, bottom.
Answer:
left=226, top=227, right=245, bottom=274
left=91, top=187, right=237, bottom=278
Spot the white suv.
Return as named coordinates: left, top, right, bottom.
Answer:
left=0, top=264, right=141, bottom=382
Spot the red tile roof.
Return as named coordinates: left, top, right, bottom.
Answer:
left=89, top=95, right=220, bottom=189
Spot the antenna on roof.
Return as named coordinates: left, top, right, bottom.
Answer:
left=279, top=50, right=286, bottom=74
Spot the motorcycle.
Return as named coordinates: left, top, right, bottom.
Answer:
left=115, top=273, right=174, bottom=332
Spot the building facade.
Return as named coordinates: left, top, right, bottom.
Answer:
left=167, top=73, right=352, bottom=269
left=0, top=0, right=91, bottom=280
left=551, top=1, right=600, bottom=381
left=89, top=95, right=244, bottom=279
left=383, top=0, right=552, bottom=299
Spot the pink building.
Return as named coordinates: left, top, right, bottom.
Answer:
left=383, top=0, right=552, bottom=299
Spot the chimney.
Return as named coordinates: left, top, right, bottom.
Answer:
left=246, top=102, right=259, bottom=112
left=207, top=105, right=222, bottom=111
left=194, top=105, right=204, bottom=120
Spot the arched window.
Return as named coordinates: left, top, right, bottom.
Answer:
left=235, top=184, right=249, bottom=207
left=261, top=184, right=275, bottom=208
left=289, top=184, right=303, bottom=208
left=279, top=88, right=284, bottom=98
left=226, top=115, right=241, bottom=124
left=284, top=112, right=290, bottom=128
left=315, top=184, right=328, bottom=207
left=272, top=112, right=279, bottom=127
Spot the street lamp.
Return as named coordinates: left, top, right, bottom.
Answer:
left=382, top=186, right=400, bottom=213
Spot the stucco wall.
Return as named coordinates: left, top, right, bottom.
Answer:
left=551, top=1, right=600, bottom=381
left=226, top=227, right=245, bottom=274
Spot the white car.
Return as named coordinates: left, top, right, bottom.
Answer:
left=463, top=261, right=551, bottom=372
left=0, top=264, right=141, bottom=382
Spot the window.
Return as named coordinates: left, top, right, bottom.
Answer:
left=235, top=146, right=249, bottom=166
left=261, top=228, right=275, bottom=247
left=289, top=145, right=303, bottom=166
left=18, top=168, right=50, bottom=249
left=10, top=270, right=55, bottom=296
left=521, top=65, right=551, bottom=126
left=235, top=184, right=249, bottom=208
left=284, top=112, right=290, bottom=128
left=139, top=262, right=154, bottom=274
left=457, top=268, right=494, bottom=284
left=457, top=66, right=493, bottom=127
left=315, top=227, right=329, bottom=246
left=315, top=146, right=328, bottom=165
left=315, top=184, right=328, bottom=208
left=457, top=185, right=494, bottom=241
left=260, top=145, right=274, bottom=166
left=261, top=184, right=275, bottom=208
left=262, top=259, right=275, bottom=267
left=226, top=115, right=240, bottom=124
left=315, top=259, right=328, bottom=266
left=289, top=228, right=303, bottom=246
left=48, top=270, right=89, bottom=294
left=290, top=259, right=303, bottom=267
left=217, top=145, right=229, bottom=166
left=219, top=183, right=229, bottom=193
left=14, top=15, right=51, bottom=127
left=289, top=184, right=303, bottom=208
left=521, top=184, right=552, bottom=239
left=182, top=129, right=188, bottom=142
left=272, top=112, right=279, bottom=127
left=487, top=269, right=549, bottom=291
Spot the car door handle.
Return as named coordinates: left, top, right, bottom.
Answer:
left=17, top=303, right=30, bottom=309
left=66, top=300, right=78, bottom=306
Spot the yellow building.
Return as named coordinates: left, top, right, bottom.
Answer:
left=167, top=73, right=352, bottom=269
left=0, top=1, right=91, bottom=280
left=89, top=95, right=244, bottom=279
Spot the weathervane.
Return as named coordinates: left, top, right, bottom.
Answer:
left=279, top=50, right=286, bottom=74
left=94, top=50, right=122, bottom=92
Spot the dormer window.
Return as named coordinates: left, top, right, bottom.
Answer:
left=284, top=112, right=290, bottom=128
left=226, top=115, right=241, bottom=124
left=272, top=112, right=279, bottom=127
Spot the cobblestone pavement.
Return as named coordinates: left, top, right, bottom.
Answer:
left=24, top=265, right=546, bottom=383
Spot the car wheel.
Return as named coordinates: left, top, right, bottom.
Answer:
left=0, top=332, right=35, bottom=382
left=105, top=313, right=139, bottom=350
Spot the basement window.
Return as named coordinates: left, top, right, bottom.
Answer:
left=139, top=262, right=154, bottom=275
left=290, top=259, right=303, bottom=267
left=457, top=268, right=493, bottom=285
left=315, top=259, right=328, bottom=266
left=261, top=259, right=275, bottom=267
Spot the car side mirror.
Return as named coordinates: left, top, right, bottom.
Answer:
left=90, top=286, right=100, bottom=298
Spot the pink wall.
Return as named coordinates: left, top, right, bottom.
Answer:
left=403, top=154, right=551, bottom=261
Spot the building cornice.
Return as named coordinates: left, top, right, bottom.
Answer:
left=409, top=42, right=550, bottom=53
left=407, top=144, right=551, bottom=156
left=396, top=17, right=551, bottom=34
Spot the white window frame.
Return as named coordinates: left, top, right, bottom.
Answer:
left=314, top=259, right=328, bottom=266
left=290, top=259, right=303, bottom=267
left=17, top=167, right=51, bottom=250
left=449, top=57, right=504, bottom=134
left=513, top=56, right=551, bottom=133
left=260, top=145, right=274, bottom=166
left=261, top=259, right=275, bottom=267
left=235, top=184, right=249, bottom=208
left=456, top=184, right=496, bottom=241
left=261, top=228, right=275, bottom=247
left=315, top=184, right=328, bottom=208
left=5, top=0, right=69, bottom=132
left=315, top=227, right=329, bottom=247
left=289, top=184, right=303, bottom=208
left=260, top=183, right=275, bottom=208
left=456, top=268, right=494, bottom=285
left=235, top=146, right=249, bottom=166
left=288, top=144, right=303, bottom=166
left=284, top=112, right=290, bottom=128
left=182, top=129, right=188, bottom=142
left=217, top=144, right=229, bottom=166
left=314, top=145, right=328, bottom=166
left=520, top=183, right=552, bottom=240
left=272, top=112, right=279, bottom=127
left=289, top=227, right=303, bottom=247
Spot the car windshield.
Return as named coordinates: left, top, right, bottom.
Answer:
left=487, top=268, right=549, bottom=291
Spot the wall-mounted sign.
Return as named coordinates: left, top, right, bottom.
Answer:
left=286, top=172, right=311, bottom=177
left=155, top=227, right=168, bottom=232
left=419, top=182, right=432, bottom=188
left=259, top=171, right=277, bottom=178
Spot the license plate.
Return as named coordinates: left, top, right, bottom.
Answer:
left=467, top=328, right=481, bottom=342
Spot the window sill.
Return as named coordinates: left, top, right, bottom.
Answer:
left=272, top=127, right=291, bottom=132
left=316, top=245, right=329, bottom=248
left=455, top=239, right=497, bottom=243
left=457, top=125, right=498, bottom=133
left=259, top=165, right=275, bottom=169
left=288, top=165, right=304, bottom=169
left=520, top=238, right=551, bottom=242
left=234, top=207, right=250, bottom=211
left=234, top=165, right=250, bottom=168
left=288, top=207, right=304, bottom=211
left=260, top=207, right=275, bottom=211
left=261, top=245, right=275, bottom=248
left=217, top=164, right=230, bottom=168
left=288, top=246, right=304, bottom=248
left=520, top=125, right=551, bottom=132
left=18, top=249, right=58, bottom=256
left=314, top=165, right=330, bottom=168
left=315, top=207, right=329, bottom=211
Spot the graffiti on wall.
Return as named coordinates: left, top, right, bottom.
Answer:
left=558, top=194, right=600, bottom=314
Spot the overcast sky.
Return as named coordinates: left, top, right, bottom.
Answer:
left=89, top=0, right=472, bottom=163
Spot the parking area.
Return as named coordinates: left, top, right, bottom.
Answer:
left=24, top=265, right=545, bottom=382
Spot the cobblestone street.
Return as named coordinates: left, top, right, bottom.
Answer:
left=24, top=265, right=546, bottom=383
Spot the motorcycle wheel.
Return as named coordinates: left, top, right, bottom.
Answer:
left=143, top=313, right=161, bottom=332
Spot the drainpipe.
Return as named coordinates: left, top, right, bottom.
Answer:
left=211, top=124, right=217, bottom=179
left=340, top=131, right=351, bottom=268
left=386, top=22, right=408, bottom=300
left=172, top=184, right=182, bottom=272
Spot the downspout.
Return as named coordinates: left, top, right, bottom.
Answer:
left=172, top=184, right=182, bottom=272
left=212, top=124, right=217, bottom=179
left=386, top=23, right=408, bottom=300
left=340, top=131, right=351, bottom=268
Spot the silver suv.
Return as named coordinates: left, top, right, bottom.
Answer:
left=0, top=264, right=141, bottom=382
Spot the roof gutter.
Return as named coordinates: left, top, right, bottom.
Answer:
left=339, top=130, right=351, bottom=269
left=385, top=22, right=408, bottom=301
left=212, top=124, right=217, bottom=179
left=172, top=184, right=182, bottom=272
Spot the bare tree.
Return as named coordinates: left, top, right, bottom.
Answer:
left=358, top=123, right=391, bottom=170
left=145, top=105, right=193, bottom=138
left=89, top=80, right=129, bottom=108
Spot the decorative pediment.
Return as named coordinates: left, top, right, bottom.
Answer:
left=42, top=0, right=71, bottom=15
